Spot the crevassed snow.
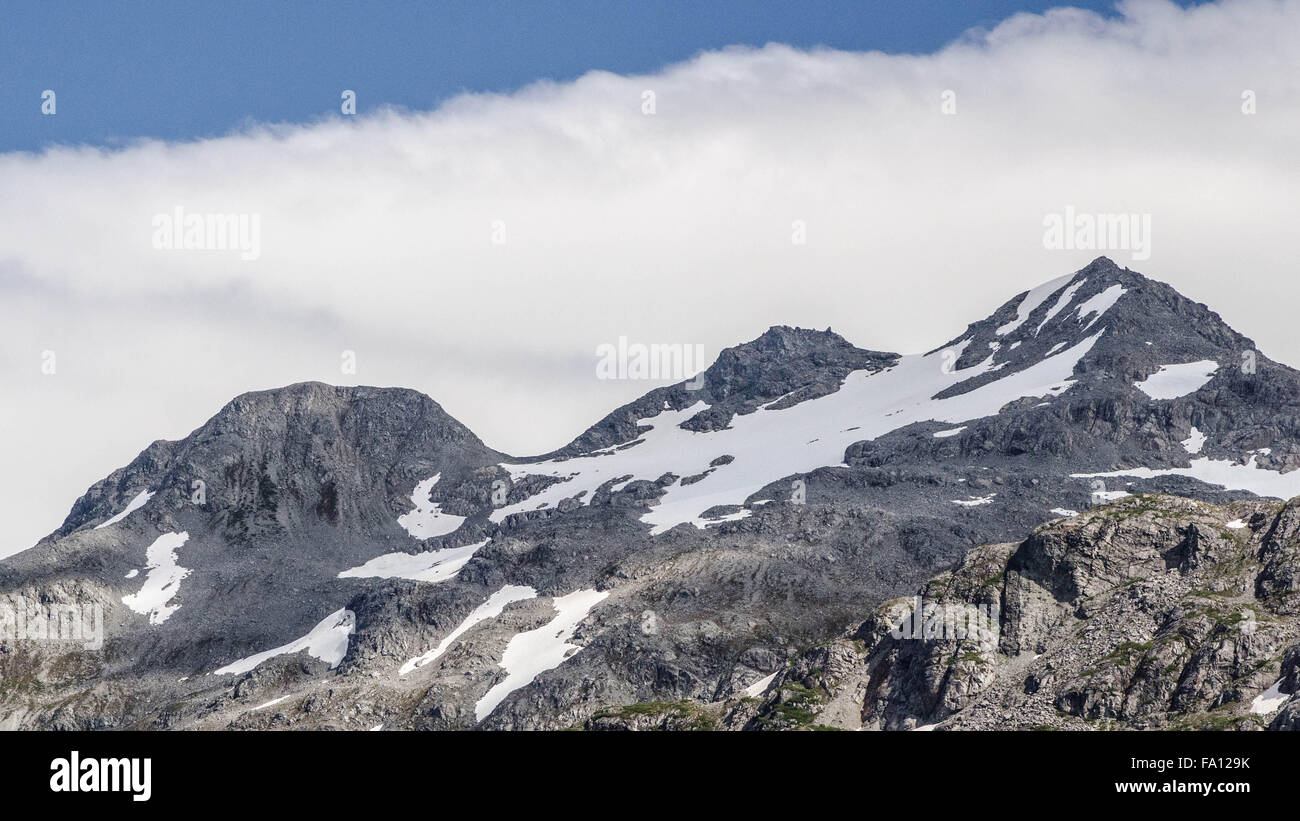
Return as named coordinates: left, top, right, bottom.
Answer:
left=1226, top=519, right=1247, bottom=529
left=1051, top=508, right=1079, bottom=517
left=953, top=493, right=995, bottom=507
left=493, top=329, right=1106, bottom=536
left=1074, top=455, right=1300, bottom=500
left=397, top=474, right=466, bottom=540
left=1134, top=360, right=1218, bottom=400
left=1250, top=678, right=1289, bottom=715
left=1182, top=426, right=1206, bottom=454
left=996, top=274, right=1074, bottom=336
left=337, top=539, right=489, bottom=583
left=1035, top=279, right=1086, bottom=334
left=95, top=489, right=154, bottom=529
left=214, top=608, right=355, bottom=676
left=1075, top=284, right=1127, bottom=329
left=743, top=671, right=779, bottom=698
left=475, top=588, right=609, bottom=722
left=933, top=426, right=966, bottom=438
left=400, top=584, right=538, bottom=676
left=121, top=531, right=190, bottom=625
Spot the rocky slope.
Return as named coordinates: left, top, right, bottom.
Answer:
left=3, top=256, right=1300, bottom=730
left=738, top=494, right=1300, bottom=731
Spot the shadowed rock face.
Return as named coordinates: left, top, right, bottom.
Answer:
left=4, top=258, right=1300, bottom=731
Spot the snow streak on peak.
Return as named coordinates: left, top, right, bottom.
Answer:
left=95, top=489, right=155, bottom=529
left=1035, top=280, right=1086, bottom=334
left=492, top=326, right=1108, bottom=536
left=1075, top=284, right=1127, bottom=330
left=995, top=273, right=1074, bottom=336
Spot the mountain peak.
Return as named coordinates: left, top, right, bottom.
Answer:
left=53, top=380, right=500, bottom=541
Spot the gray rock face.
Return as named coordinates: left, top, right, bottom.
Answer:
left=4, top=257, right=1300, bottom=731
left=555, top=325, right=898, bottom=453
left=748, top=495, right=1300, bottom=730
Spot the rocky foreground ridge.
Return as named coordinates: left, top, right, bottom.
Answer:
left=717, top=494, right=1300, bottom=731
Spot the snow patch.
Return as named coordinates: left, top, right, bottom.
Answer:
left=997, top=274, right=1074, bottom=336
left=1182, top=426, right=1206, bottom=454
left=400, top=584, right=538, bottom=676
left=1051, top=508, right=1079, bottom=517
left=1093, top=490, right=1131, bottom=502
left=1134, top=360, right=1218, bottom=400
left=1226, top=519, right=1247, bottom=529
left=933, top=426, right=966, bottom=438
left=743, top=671, right=779, bottom=698
left=397, top=474, right=466, bottom=540
left=1035, top=279, right=1086, bottom=334
left=1074, top=455, right=1300, bottom=500
left=121, top=532, right=190, bottom=625
left=953, top=494, right=995, bottom=507
left=338, top=539, right=489, bottom=584
left=1074, top=284, right=1127, bottom=329
left=694, top=508, right=752, bottom=528
left=492, top=330, right=1105, bottom=536
left=1250, top=678, right=1289, bottom=715
left=95, top=489, right=154, bottom=529
left=214, top=608, right=355, bottom=676
left=475, top=588, right=609, bottom=722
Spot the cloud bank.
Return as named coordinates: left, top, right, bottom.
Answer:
left=3, top=0, right=1299, bottom=555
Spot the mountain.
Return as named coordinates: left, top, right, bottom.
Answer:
left=734, top=493, right=1300, bottom=731
left=3, top=256, right=1298, bottom=730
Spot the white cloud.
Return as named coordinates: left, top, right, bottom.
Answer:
left=3, top=0, right=1299, bottom=556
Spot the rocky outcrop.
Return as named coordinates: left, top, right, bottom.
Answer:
left=746, top=495, right=1300, bottom=730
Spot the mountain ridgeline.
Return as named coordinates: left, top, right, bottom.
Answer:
left=2, top=256, right=1298, bottom=730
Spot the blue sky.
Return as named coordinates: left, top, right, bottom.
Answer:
left=2, top=0, right=1160, bottom=152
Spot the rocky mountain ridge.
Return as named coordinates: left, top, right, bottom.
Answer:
left=4, top=256, right=1300, bottom=731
